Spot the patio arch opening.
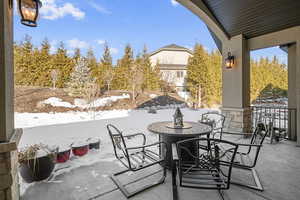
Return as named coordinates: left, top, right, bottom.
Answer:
left=1, top=1, right=300, bottom=200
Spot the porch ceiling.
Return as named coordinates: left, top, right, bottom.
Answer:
left=191, top=0, right=300, bottom=39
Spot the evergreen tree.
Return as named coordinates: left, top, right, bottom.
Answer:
left=53, top=42, right=73, bottom=88
left=67, top=57, right=93, bottom=96
left=141, top=45, right=160, bottom=91
left=35, top=38, right=54, bottom=87
left=101, top=42, right=114, bottom=92
left=73, top=48, right=81, bottom=61
left=15, top=35, right=35, bottom=85
left=186, top=44, right=210, bottom=107
left=112, top=44, right=134, bottom=90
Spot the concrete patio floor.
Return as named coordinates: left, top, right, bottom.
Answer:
left=20, top=133, right=300, bottom=200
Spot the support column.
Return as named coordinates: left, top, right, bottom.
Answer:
left=296, top=41, right=300, bottom=146
left=0, top=0, right=20, bottom=200
left=221, top=35, right=251, bottom=132
left=287, top=44, right=297, bottom=141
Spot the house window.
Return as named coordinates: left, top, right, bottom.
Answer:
left=177, top=71, right=184, bottom=78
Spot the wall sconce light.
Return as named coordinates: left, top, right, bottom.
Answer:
left=18, top=0, right=42, bottom=27
left=225, top=52, right=235, bottom=69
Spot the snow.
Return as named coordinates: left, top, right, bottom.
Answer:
left=42, top=97, right=75, bottom=108
left=149, top=94, right=158, bottom=98
left=40, top=94, right=130, bottom=109
left=17, top=108, right=218, bottom=196
left=15, top=110, right=130, bottom=128
left=177, top=91, right=190, bottom=101
left=74, top=94, right=130, bottom=108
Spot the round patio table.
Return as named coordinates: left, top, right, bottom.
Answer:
left=148, top=121, right=212, bottom=168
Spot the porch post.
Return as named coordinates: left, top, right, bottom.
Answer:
left=0, top=0, right=20, bottom=200
left=287, top=44, right=297, bottom=141
left=221, top=35, right=251, bottom=132
left=296, top=41, right=300, bottom=146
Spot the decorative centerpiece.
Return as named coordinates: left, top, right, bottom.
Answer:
left=173, top=107, right=184, bottom=128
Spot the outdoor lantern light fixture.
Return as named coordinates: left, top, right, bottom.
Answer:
left=225, top=52, right=235, bottom=69
left=18, top=0, right=42, bottom=27
left=173, top=107, right=184, bottom=128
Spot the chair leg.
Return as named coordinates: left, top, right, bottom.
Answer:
left=172, top=161, right=178, bottom=200
left=218, top=190, right=225, bottom=200
left=111, top=166, right=167, bottom=198
left=231, top=168, right=264, bottom=191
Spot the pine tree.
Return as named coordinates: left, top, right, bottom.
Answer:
left=53, top=42, right=73, bottom=88
left=73, top=48, right=81, bottom=61
left=186, top=44, right=210, bottom=107
left=101, top=43, right=114, bottom=92
left=35, top=38, right=54, bottom=87
left=15, top=35, right=35, bottom=85
left=140, top=45, right=160, bottom=91
left=112, top=44, right=134, bottom=90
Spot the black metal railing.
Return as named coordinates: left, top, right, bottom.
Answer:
left=251, top=105, right=297, bottom=141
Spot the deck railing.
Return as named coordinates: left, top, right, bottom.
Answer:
left=251, top=105, right=297, bottom=141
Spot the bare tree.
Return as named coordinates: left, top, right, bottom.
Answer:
left=128, top=62, right=144, bottom=104
left=103, top=68, right=114, bottom=93
left=84, top=80, right=99, bottom=120
left=50, top=69, right=59, bottom=89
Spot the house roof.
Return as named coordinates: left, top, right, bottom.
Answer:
left=150, top=44, right=193, bottom=56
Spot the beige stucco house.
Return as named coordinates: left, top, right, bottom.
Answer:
left=149, top=44, right=193, bottom=90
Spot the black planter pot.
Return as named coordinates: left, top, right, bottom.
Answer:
left=89, top=140, right=100, bottom=150
left=19, top=155, right=55, bottom=183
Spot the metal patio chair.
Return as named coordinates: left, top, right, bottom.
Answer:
left=107, top=124, right=167, bottom=198
left=222, top=122, right=268, bottom=191
left=172, top=138, right=238, bottom=200
left=200, top=112, right=226, bottom=140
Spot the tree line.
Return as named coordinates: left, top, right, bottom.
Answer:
left=14, top=35, right=161, bottom=100
left=186, top=44, right=288, bottom=107
left=14, top=35, right=288, bottom=106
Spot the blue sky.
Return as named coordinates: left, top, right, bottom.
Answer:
left=13, top=0, right=287, bottom=64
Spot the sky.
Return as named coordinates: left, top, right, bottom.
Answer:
left=13, top=0, right=287, bottom=64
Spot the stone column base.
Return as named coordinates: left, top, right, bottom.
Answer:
left=0, top=129, right=22, bottom=200
left=221, top=107, right=252, bottom=133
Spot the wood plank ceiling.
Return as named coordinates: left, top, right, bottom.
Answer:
left=191, top=0, right=300, bottom=39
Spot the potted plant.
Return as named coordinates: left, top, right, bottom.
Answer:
left=56, top=146, right=71, bottom=163
left=72, top=141, right=89, bottom=156
left=87, top=138, right=101, bottom=150
left=18, top=144, right=56, bottom=183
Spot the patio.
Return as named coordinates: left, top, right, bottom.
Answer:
left=20, top=130, right=300, bottom=200
left=1, top=0, right=300, bottom=200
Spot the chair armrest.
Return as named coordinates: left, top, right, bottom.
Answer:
left=172, top=143, right=179, bottom=161
left=123, top=133, right=146, bottom=145
left=126, top=141, right=165, bottom=150
left=222, top=131, right=253, bottom=136
left=235, top=143, right=262, bottom=147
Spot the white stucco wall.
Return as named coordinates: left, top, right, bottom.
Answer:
left=150, top=50, right=192, bottom=66
left=160, top=70, right=187, bottom=87
left=149, top=49, right=192, bottom=89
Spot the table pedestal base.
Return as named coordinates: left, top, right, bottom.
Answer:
left=160, top=135, right=199, bottom=169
